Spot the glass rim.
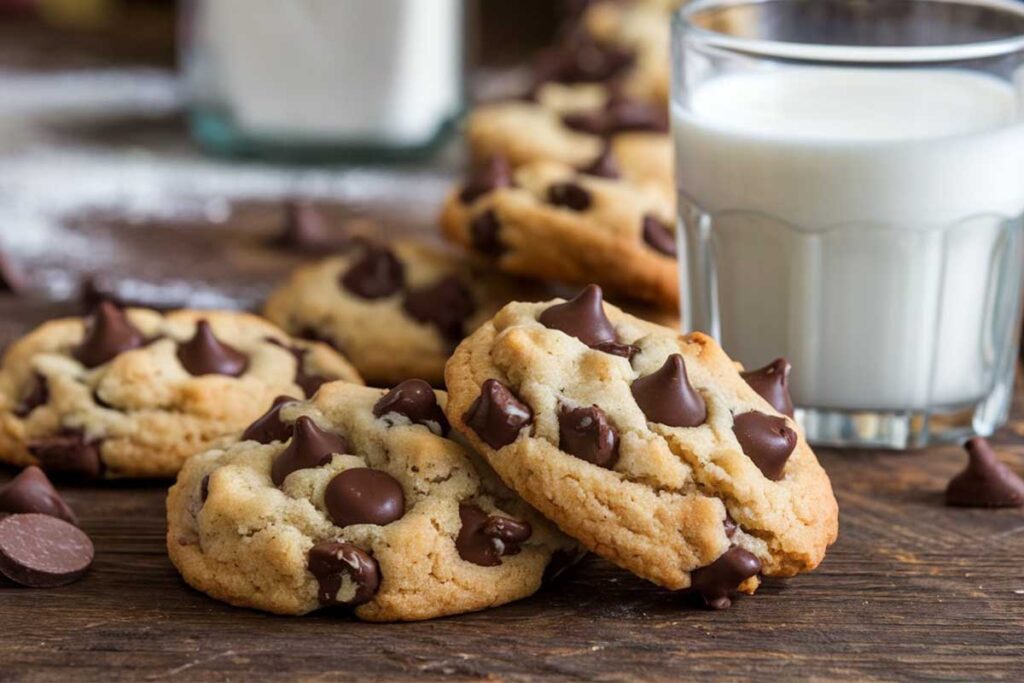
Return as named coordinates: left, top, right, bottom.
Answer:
left=676, top=0, right=1024, bottom=63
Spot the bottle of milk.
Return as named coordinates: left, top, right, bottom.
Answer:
left=181, top=0, right=464, bottom=159
left=673, top=0, right=1024, bottom=448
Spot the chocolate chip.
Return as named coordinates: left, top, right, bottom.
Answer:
left=325, top=468, right=405, bottom=528
left=459, top=156, right=513, bottom=204
left=456, top=503, right=532, bottom=566
left=946, top=437, right=1024, bottom=508
left=270, top=416, right=347, bottom=486
left=242, top=395, right=299, bottom=444
left=72, top=301, right=145, bottom=368
left=741, top=358, right=794, bottom=417
left=538, top=284, right=617, bottom=347
left=631, top=355, right=707, bottom=428
left=547, top=182, right=592, bottom=211
left=339, top=244, right=405, bottom=299
left=28, top=431, right=102, bottom=479
left=0, top=467, right=77, bottom=525
left=0, top=513, right=94, bottom=588
left=308, top=541, right=380, bottom=607
left=463, top=379, right=533, bottom=449
left=558, top=405, right=619, bottom=469
left=0, top=252, right=26, bottom=294
left=591, top=341, right=639, bottom=359
left=470, top=209, right=505, bottom=257
left=177, top=320, right=248, bottom=377
left=542, top=547, right=587, bottom=585
left=732, top=411, right=797, bottom=481
left=373, top=379, right=449, bottom=435
left=579, top=146, right=620, bottom=179
left=690, top=547, right=761, bottom=610
left=270, top=200, right=336, bottom=252
left=403, top=276, right=476, bottom=342
left=642, top=215, right=676, bottom=257
left=14, top=373, right=48, bottom=418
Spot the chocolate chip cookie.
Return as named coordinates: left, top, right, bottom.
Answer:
left=444, top=286, right=838, bottom=607
left=441, top=159, right=678, bottom=310
left=0, top=304, right=362, bottom=478
left=264, top=239, right=523, bottom=387
left=167, top=379, right=578, bottom=621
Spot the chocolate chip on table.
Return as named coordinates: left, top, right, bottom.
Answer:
left=642, top=215, right=677, bottom=257
left=308, top=541, right=380, bottom=607
left=14, top=373, right=48, bottom=418
left=732, top=411, right=797, bottom=481
left=373, top=379, right=449, bottom=435
left=242, top=395, right=299, bottom=444
left=538, top=284, right=617, bottom=347
left=72, top=301, right=145, bottom=368
left=325, top=468, right=405, bottom=528
left=0, top=466, right=77, bottom=525
left=28, top=431, right=102, bottom=479
left=558, top=405, right=620, bottom=469
left=469, top=209, right=505, bottom=257
left=579, top=146, right=620, bottom=179
left=690, top=547, right=762, bottom=610
left=547, top=182, right=592, bottom=211
left=456, top=503, right=532, bottom=567
left=459, top=155, right=513, bottom=204
left=177, top=320, right=249, bottom=377
left=339, top=243, right=405, bottom=299
left=463, top=379, right=533, bottom=449
left=631, top=354, right=707, bottom=428
left=946, top=437, right=1024, bottom=508
left=741, top=358, right=794, bottom=417
left=0, top=513, right=94, bottom=588
left=271, top=416, right=348, bottom=486
left=403, top=276, right=476, bottom=342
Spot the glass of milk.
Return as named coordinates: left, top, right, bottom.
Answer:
left=673, top=0, right=1024, bottom=448
left=181, top=0, right=464, bottom=160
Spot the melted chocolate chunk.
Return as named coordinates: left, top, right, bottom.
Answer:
left=459, top=156, right=513, bottom=204
left=14, top=373, right=48, bottom=418
left=946, top=437, right=1024, bottom=508
left=631, top=354, right=707, bottom=428
left=732, top=412, right=797, bottom=481
left=456, top=503, right=532, bottom=566
left=547, top=182, right=592, bottom=211
left=72, top=301, right=145, bottom=368
left=270, top=416, right=347, bottom=486
left=579, top=146, right=620, bottom=179
left=470, top=209, right=505, bottom=256
left=308, top=541, right=380, bottom=607
left=0, top=513, right=94, bottom=588
left=340, top=244, right=405, bottom=299
left=558, top=405, right=620, bottom=469
left=690, top=547, right=762, bottom=610
left=242, top=395, right=299, bottom=444
left=28, top=431, right=102, bottom=479
left=325, top=468, right=405, bottom=528
left=538, top=284, right=616, bottom=347
left=372, top=379, right=449, bottom=435
left=0, top=466, right=77, bottom=525
left=642, top=214, right=677, bottom=257
left=177, top=321, right=248, bottom=377
left=741, top=358, right=794, bottom=417
left=403, top=276, right=476, bottom=342
left=463, top=379, right=533, bottom=449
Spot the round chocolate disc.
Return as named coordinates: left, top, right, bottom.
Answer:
left=0, top=513, right=94, bottom=588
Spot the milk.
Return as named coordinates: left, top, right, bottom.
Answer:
left=675, top=68, right=1024, bottom=412
left=191, top=0, right=462, bottom=145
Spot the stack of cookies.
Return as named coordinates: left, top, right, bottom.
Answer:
left=0, top=0, right=838, bottom=622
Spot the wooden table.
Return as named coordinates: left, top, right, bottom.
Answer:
left=1, top=13, right=1023, bottom=683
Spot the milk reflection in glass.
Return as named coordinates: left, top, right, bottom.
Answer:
left=676, top=68, right=1024, bottom=411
